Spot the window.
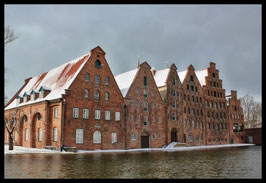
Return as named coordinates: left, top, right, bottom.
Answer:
left=25, top=129, right=28, bottom=141
left=16, top=97, right=20, bottom=105
left=187, top=85, right=189, bottom=90
left=38, top=113, right=42, bottom=120
left=105, top=76, right=110, bottom=85
left=172, top=112, right=176, bottom=120
left=172, top=78, right=176, bottom=85
left=95, top=110, right=101, bottom=120
left=190, top=75, right=193, bottom=82
left=196, top=97, right=198, bottom=103
left=144, top=76, right=147, bottom=86
left=144, top=89, right=147, bottom=97
left=152, top=134, right=156, bottom=139
left=184, top=94, right=186, bottom=101
left=23, top=95, right=27, bottom=103
left=31, top=93, right=35, bottom=101
left=144, top=116, right=148, bottom=126
left=95, top=75, right=101, bottom=84
left=76, top=129, right=84, bottom=144
left=200, top=97, right=202, bottom=103
left=184, top=107, right=186, bottom=113
left=173, top=89, right=176, bottom=96
left=112, top=133, right=117, bottom=143
left=214, top=91, right=216, bottom=97
left=187, top=95, right=190, bottom=101
left=213, top=73, right=215, bottom=78
left=192, top=96, right=194, bottom=103
left=195, top=87, right=198, bottom=92
left=191, top=85, right=194, bottom=91
left=104, top=111, right=111, bottom=120
left=73, top=108, right=79, bottom=118
left=105, top=92, right=109, bottom=101
left=172, top=101, right=176, bottom=108
left=213, top=82, right=216, bottom=87
left=53, top=127, right=58, bottom=142
left=151, top=89, right=154, bottom=97
left=85, top=89, right=89, bottom=98
left=39, top=90, right=44, bottom=99
left=93, top=131, right=101, bottom=144
left=136, top=99, right=140, bottom=108
left=136, top=87, right=140, bottom=94
left=144, top=102, right=148, bottom=111
left=115, top=112, right=120, bottom=121
left=83, top=109, right=89, bottom=119
left=54, top=107, right=58, bottom=118
left=85, top=73, right=90, bottom=82
left=95, top=60, right=101, bottom=68
left=94, top=90, right=100, bottom=100
left=131, top=133, right=137, bottom=140
left=38, top=128, right=42, bottom=142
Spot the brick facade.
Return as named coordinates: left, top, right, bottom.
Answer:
left=4, top=46, right=247, bottom=150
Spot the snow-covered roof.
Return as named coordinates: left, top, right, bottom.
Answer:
left=195, top=69, right=208, bottom=86
left=5, top=52, right=91, bottom=110
left=178, top=70, right=188, bottom=83
left=153, top=68, right=170, bottom=87
left=114, top=68, right=138, bottom=97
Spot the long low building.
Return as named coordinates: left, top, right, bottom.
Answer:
left=4, top=46, right=245, bottom=151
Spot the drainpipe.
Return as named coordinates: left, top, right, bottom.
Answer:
left=123, top=104, right=127, bottom=150
left=61, top=98, right=66, bottom=148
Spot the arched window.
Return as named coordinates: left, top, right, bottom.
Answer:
left=85, top=73, right=90, bottom=82
left=143, top=76, right=147, bottom=86
left=94, top=90, right=100, bottom=100
left=95, top=75, right=101, bottom=84
left=105, top=76, right=110, bottom=85
left=85, top=89, right=89, bottom=98
left=95, top=60, right=101, bottom=68
left=93, top=131, right=102, bottom=144
left=105, top=92, right=109, bottom=101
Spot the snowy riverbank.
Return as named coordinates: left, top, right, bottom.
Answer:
left=4, top=143, right=255, bottom=155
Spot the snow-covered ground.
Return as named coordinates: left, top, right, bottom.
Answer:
left=4, top=143, right=255, bottom=155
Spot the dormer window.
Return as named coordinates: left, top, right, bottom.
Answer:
left=39, top=90, right=44, bottom=99
left=16, top=96, right=21, bottom=105
left=23, top=95, right=27, bottom=103
left=31, top=93, right=35, bottom=101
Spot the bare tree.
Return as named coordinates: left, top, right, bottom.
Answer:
left=4, top=109, right=23, bottom=150
left=4, top=25, right=20, bottom=45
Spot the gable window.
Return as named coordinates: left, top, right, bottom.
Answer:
left=85, top=73, right=90, bottom=82
left=190, top=75, right=193, bottom=82
left=173, top=89, right=176, bottom=97
left=85, top=89, right=89, bottom=98
left=105, top=76, right=110, bottom=85
left=72, top=108, right=79, bottom=118
left=53, top=127, right=58, bottom=142
left=93, top=131, right=102, bottom=144
left=213, top=73, right=215, bottom=78
left=95, top=60, right=101, bottom=68
left=105, top=111, right=111, bottom=120
left=191, top=85, right=194, bottom=91
left=38, top=128, right=43, bottom=142
left=95, top=110, right=101, bottom=120
left=105, top=92, right=109, bottom=101
left=83, top=109, right=89, bottom=119
left=95, top=75, right=101, bottom=84
left=115, top=112, right=120, bottom=121
left=54, top=107, right=58, bottom=118
left=94, top=90, right=100, bottom=100
left=76, top=129, right=84, bottom=144
left=112, top=133, right=117, bottom=143
left=144, top=76, right=147, bottom=86
left=172, top=78, right=176, bottom=85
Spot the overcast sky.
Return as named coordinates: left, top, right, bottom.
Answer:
left=4, top=5, right=261, bottom=102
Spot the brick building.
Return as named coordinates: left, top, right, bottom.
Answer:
left=4, top=46, right=247, bottom=150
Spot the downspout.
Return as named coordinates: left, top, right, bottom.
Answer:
left=61, top=98, right=66, bottom=147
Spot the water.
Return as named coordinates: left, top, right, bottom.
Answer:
left=5, top=146, right=261, bottom=179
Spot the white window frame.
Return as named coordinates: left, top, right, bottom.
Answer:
left=54, top=107, right=58, bottom=118
left=105, top=111, right=111, bottom=120
left=95, top=110, right=101, bottom=120
left=75, top=128, right=84, bottom=144
left=112, top=133, right=117, bottom=143
left=53, top=127, right=58, bottom=142
left=105, top=92, right=109, bottom=101
left=93, top=131, right=102, bottom=144
left=38, top=128, right=43, bottom=142
left=72, top=108, right=79, bottom=118
left=115, top=112, right=120, bottom=121
left=83, top=109, right=89, bottom=119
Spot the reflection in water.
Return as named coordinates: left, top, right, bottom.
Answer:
left=5, top=146, right=261, bottom=178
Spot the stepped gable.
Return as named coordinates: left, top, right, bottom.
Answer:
left=5, top=52, right=91, bottom=110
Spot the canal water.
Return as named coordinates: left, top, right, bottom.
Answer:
left=5, top=146, right=261, bottom=179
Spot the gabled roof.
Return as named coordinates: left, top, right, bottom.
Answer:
left=114, top=68, right=138, bottom=97
left=153, top=68, right=170, bottom=87
left=5, top=52, right=91, bottom=110
left=195, top=69, right=208, bottom=86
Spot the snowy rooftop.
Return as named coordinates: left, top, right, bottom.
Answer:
left=153, top=68, right=170, bottom=87
left=178, top=70, right=188, bottom=84
left=114, top=68, right=138, bottom=97
left=195, top=69, right=208, bottom=86
left=5, top=52, right=91, bottom=110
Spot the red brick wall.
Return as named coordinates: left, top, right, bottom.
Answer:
left=245, top=128, right=261, bottom=145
